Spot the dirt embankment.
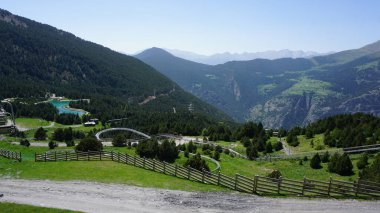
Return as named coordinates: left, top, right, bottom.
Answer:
left=0, top=179, right=379, bottom=213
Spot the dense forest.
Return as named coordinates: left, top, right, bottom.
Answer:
left=0, top=9, right=231, bottom=127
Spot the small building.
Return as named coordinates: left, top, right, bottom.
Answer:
left=89, top=118, right=99, bottom=124
left=83, top=121, right=96, bottom=127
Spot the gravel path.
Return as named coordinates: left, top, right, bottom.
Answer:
left=0, top=179, right=379, bottom=213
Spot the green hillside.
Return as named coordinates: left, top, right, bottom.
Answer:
left=136, top=42, right=380, bottom=129
left=0, top=9, right=231, bottom=129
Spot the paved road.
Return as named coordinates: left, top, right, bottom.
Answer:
left=0, top=179, right=379, bottom=213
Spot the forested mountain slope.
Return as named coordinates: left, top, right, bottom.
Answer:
left=0, top=9, right=231, bottom=127
left=137, top=42, right=380, bottom=129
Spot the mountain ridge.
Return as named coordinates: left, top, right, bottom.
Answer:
left=136, top=42, right=380, bottom=128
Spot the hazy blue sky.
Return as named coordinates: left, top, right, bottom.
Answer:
left=1, top=0, right=380, bottom=55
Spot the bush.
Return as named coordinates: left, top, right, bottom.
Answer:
left=184, top=153, right=210, bottom=172
left=136, top=139, right=158, bottom=158
left=246, top=145, right=259, bottom=160
left=19, top=139, right=30, bottom=147
left=328, top=153, right=354, bottom=176
left=34, top=127, right=47, bottom=140
left=267, top=170, right=282, bottom=179
left=187, top=141, right=197, bottom=153
left=310, top=153, right=322, bottom=169
left=321, top=151, right=330, bottom=163
left=274, top=141, right=283, bottom=151
left=48, top=141, right=58, bottom=149
left=224, top=148, right=230, bottom=155
left=265, top=142, right=273, bottom=153
left=357, top=153, right=369, bottom=170
left=157, top=140, right=179, bottom=163
left=112, top=134, right=127, bottom=147
left=215, top=145, right=223, bottom=153
left=76, top=137, right=103, bottom=152
left=315, top=145, right=325, bottom=150
left=213, top=151, right=220, bottom=161
left=361, top=153, right=380, bottom=182
left=303, top=156, right=308, bottom=161
left=299, top=159, right=303, bottom=165
left=241, top=137, right=251, bottom=147
left=184, top=150, right=189, bottom=158
left=65, top=140, right=75, bottom=147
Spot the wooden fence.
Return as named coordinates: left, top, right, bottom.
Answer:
left=35, top=151, right=380, bottom=199
left=0, top=149, right=22, bottom=162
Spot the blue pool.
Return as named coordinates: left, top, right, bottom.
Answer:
left=50, top=100, right=86, bottom=116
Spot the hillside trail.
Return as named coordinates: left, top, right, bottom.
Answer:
left=1, top=179, right=379, bottom=213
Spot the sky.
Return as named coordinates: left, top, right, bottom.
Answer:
left=1, top=0, right=380, bottom=55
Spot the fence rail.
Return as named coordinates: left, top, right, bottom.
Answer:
left=35, top=151, right=380, bottom=199
left=0, top=149, right=22, bottom=161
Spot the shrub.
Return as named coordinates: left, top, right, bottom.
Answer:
left=48, top=141, right=58, bottom=149
left=241, top=137, right=251, bottom=147
left=357, top=153, right=369, bottom=170
left=136, top=139, right=158, bottom=158
left=187, top=141, right=197, bottom=153
left=112, top=134, right=127, bottom=147
left=76, top=137, right=103, bottom=152
left=315, top=145, right=325, bottom=150
left=157, top=140, right=179, bottom=163
left=184, top=150, right=189, bottom=158
left=34, top=127, right=47, bottom=140
left=215, top=145, right=223, bottom=153
left=310, top=153, right=322, bottom=169
left=321, top=151, right=330, bottom=163
left=213, top=151, right=220, bottom=161
left=361, top=153, right=380, bottom=182
left=224, top=148, right=230, bottom=155
left=328, top=153, right=354, bottom=176
left=265, top=142, right=273, bottom=153
left=303, top=156, right=308, bottom=161
left=65, top=140, right=75, bottom=147
left=246, top=145, right=259, bottom=160
left=184, top=153, right=210, bottom=171
left=268, top=170, right=282, bottom=179
left=274, top=141, right=283, bottom=151
left=19, top=139, right=30, bottom=147
left=299, top=159, right=303, bottom=165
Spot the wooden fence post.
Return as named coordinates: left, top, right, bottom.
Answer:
left=19, top=152, right=22, bottom=162
left=202, top=169, right=205, bottom=183
left=55, top=151, right=57, bottom=161
left=253, top=175, right=258, bottom=193
left=76, top=152, right=79, bottom=161
left=133, top=156, right=136, bottom=166
left=118, top=152, right=120, bottom=163
left=111, top=151, right=114, bottom=161
left=99, top=151, right=102, bottom=161
left=153, top=159, right=156, bottom=171
left=44, top=152, right=47, bottom=162
left=163, top=162, right=166, bottom=174
left=187, top=166, right=191, bottom=180
left=87, top=151, right=90, bottom=161
left=143, top=157, right=146, bottom=168
left=175, top=165, right=178, bottom=177
left=35, top=153, right=37, bottom=162
left=328, top=177, right=332, bottom=196
left=302, top=177, right=307, bottom=195
left=235, top=173, right=239, bottom=190
left=355, top=178, right=361, bottom=196
left=217, top=171, right=221, bottom=186
left=277, top=176, right=282, bottom=194
left=65, top=151, right=68, bottom=161
left=125, top=153, right=128, bottom=164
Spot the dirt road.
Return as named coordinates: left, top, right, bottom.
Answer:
left=0, top=179, right=379, bottom=213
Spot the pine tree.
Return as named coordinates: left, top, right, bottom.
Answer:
left=246, top=145, right=259, bottom=160
left=34, top=127, right=47, bottom=140
left=357, top=153, right=369, bottom=170
left=112, top=134, right=127, bottom=147
left=265, top=142, right=273, bottom=153
left=310, top=153, right=322, bottom=169
left=321, top=151, right=330, bottom=163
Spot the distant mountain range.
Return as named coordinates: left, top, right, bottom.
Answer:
left=0, top=9, right=231, bottom=122
left=136, top=41, right=380, bottom=129
left=164, top=48, right=329, bottom=65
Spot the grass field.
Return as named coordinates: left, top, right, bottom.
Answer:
left=286, top=134, right=340, bottom=153
left=0, top=202, right=80, bottom=213
left=15, top=117, right=52, bottom=129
